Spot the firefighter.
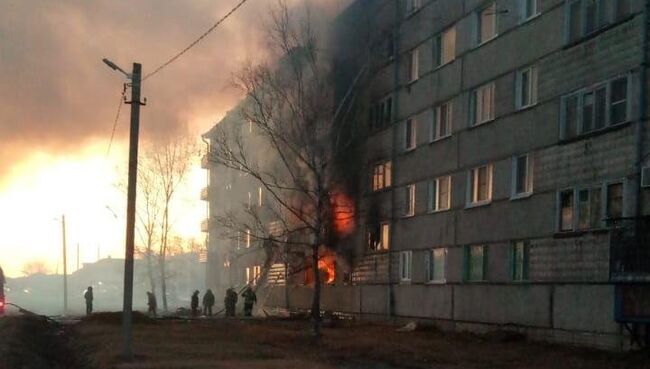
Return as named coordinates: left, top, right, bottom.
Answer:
left=242, top=286, right=257, bottom=317
left=190, top=290, right=200, bottom=317
left=202, top=289, right=215, bottom=316
left=84, top=286, right=93, bottom=316
left=224, top=287, right=238, bottom=317
left=147, top=291, right=157, bottom=318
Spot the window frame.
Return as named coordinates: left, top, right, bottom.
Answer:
left=467, top=164, right=493, bottom=207
left=465, top=245, right=488, bottom=282
left=431, top=100, right=453, bottom=142
left=425, top=248, right=448, bottom=283
left=565, top=0, right=625, bottom=44
left=470, top=82, right=496, bottom=127
left=511, top=241, right=530, bottom=282
left=477, top=2, right=498, bottom=46
left=407, top=48, right=420, bottom=83
left=560, top=74, right=632, bottom=140
left=516, top=65, right=538, bottom=110
left=366, top=222, right=391, bottom=252
left=511, top=153, right=534, bottom=199
left=434, top=26, right=457, bottom=68
left=520, top=0, right=540, bottom=23
left=556, top=180, right=625, bottom=233
left=405, top=0, right=422, bottom=16
left=403, top=184, right=416, bottom=217
left=399, top=250, right=413, bottom=282
left=605, top=181, right=625, bottom=220
left=428, top=176, right=452, bottom=212
left=404, top=118, right=417, bottom=151
left=371, top=160, right=392, bottom=192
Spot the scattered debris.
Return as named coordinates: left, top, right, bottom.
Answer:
left=396, top=321, right=417, bottom=332
left=80, top=311, right=155, bottom=325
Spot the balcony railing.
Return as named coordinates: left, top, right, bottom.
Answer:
left=200, top=187, right=209, bottom=201
left=609, top=216, right=650, bottom=282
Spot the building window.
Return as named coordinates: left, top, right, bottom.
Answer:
left=560, top=76, right=630, bottom=140
left=245, top=229, right=251, bottom=248
left=404, top=118, right=417, bottom=151
left=367, top=223, right=390, bottom=251
left=407, top=48, right=420, bottom=83
left=566, top=0, right=627, bottom=43
left=512, top=154, right=533, bottom=197
left=428, top=176, right=451, bottom=212
left=577, top=186, right=602, bottom=230
left=403, top=184, right=416, bottom=216
left=258, top=187, right=263, bottom=206
left=372, top=161, right=392, bottom=191
left=434, top=26, right=456, bottom=67
left=247, top=191, right=252, bottom=209
left=606, top=182, right=624, bottom=219
left=465, top=245, right=487, bottom=282
left=511, top=241, right=530, bottom=281
left=520, top=0, right=539, bottom=21
left=369, top=96, right=393, bottom=130
left=468, top=165, right=493, bottom=206
left=426, top=248, right=447, bottom=282
left=470, top=82, right=495, bottom=126
left=516, top=66, right=538, bottom=109
left=399, top=251, right=412, bottom=282
left=405, top=0, right=422, bottom=15
left=559, top=190, right=575, bottom=232
left=431, top=101, right=452, bottom=141
left=477, top=2, right=498, bottom=45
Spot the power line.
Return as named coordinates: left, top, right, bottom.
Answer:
left=106, top=84, right=127, bottom=156
left=142, top=0, right=250, bottom=82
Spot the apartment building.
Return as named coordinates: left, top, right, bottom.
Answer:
left=203, top=0, right=650, bottom=349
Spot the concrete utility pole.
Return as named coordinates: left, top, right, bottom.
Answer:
left=61, top=214, right=68, bottom=316
left=102, top=59, right=144, bottom=360
left=122, top=63, right=143, bottom=360
left=76, top=243, right=80, bottom=271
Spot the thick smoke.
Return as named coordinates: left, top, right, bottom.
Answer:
left=0, top=0, right=352, bottom=183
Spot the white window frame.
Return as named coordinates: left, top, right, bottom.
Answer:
left=515, top=65, right=538, bottom=110
left=405, top=0, right=422, bottom=16
left=245, top=229, right=251, bottom=248
left=404, top=118, right=417, bottom=151
left=371, top=160, right=392, bottom=192
left=511, top=154, right=533, bottom=199
left=428, top=176, right=452, bottom=212
left=565, top=0, right=624, bottom=43
left=258, top=187, right=263, bottom=206
left=434, top=26, right=456, bottom=68
left=576, top=185, right=604, bottom=230
left=380, top=222, right=391, bottom=250
left=403, top=184, right=416, bottom=217
left=511, top=241, right=530, bottom=282
left=467, top=164, right=493, bottom=207
left=559, top=75, right=632, bottom=140
left=399, top=250, right=413, bottom=282
left=556, top=180, right=624, bottom=233
left=466, top=245, right=487, bottom=282
left=519, top=0, right=539, bottom=23
left=431, top=101, right=452, bottom=142
left=408, top=48, right=420, bottom=83
left=470, top=82, right=496, bottom=126
left=425, top=248, right=447, bottom=283
left=477, top=2, right=498, bottom=46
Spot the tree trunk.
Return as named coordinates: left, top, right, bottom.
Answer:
left=146, top=250, right=156, bottom=296
left=159, top=205, right=170, bottom=312
left=310, top=243, right=321, bottom=337
left=159, top=254, right=168, bottom=312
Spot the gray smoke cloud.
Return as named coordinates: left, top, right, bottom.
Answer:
left=0, top=0, right=352, bottom=182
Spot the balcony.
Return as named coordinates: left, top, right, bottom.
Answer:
left=201, top=153, right=211, bottom=169
left=609, top=216, right=650, bottom=282
left=200, top=186, right=209, bottom=201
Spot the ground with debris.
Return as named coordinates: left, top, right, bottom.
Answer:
left=65, top=314, right=650, bottom=369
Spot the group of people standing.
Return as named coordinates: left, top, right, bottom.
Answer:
left=223, top=286, right=257, bottom=317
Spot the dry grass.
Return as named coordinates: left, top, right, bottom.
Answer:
left=71, top=316, right=650, bottom=369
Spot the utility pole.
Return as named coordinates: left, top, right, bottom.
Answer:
left=122, top=62, right=143, bottom=360
left=76, top=243, right=80, bottom=271
left=61, top=214, right=68, bottom=316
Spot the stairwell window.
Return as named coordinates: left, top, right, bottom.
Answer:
left=511, top=241, right=530, bottom=281
left=559, top=190, right=575, bottom=232
left=512, top=154, right=533, bottom=198
left=426, top=248, right=447, bottom=283
left=407, top=48, right=420, bottom=83
left=566, top=0, right=629, bottom=43
left=428, top=176, right=451, bottom=212
left=399, top=251, right=413, bottom=282
left=470, top=82, right=495, bottom=126
left=403, top=184, right=416, bottom=217
left=468, top=164, right=493, bottom=207
left=465, top=245, right=487, bottom=282
left=431, top=101, right=452, bottom=141
left=560, top=75, right=631, bottom=140
left=516, top=66, right=538, bottom=109
left=404, top=118, right=417, bottom=151
left=606, top=182, right=624, bottom=219
left=368, top=96, right=393, bottom=131
left=477, top=2, right=498, bottom=45
left=434, top=26, right=456, bottom=68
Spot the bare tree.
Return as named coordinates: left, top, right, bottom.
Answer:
left=209, top=1, right=365, bottom=337
left=22, top=260, right=52, bottom=276
left=150, top=136, right=197, bottom=312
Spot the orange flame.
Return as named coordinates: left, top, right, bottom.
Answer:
left=330, top=192, right=355, bottom=236
left=318, top=257, right=336, bottom=284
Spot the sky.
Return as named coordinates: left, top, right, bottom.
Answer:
left=0, top=0, right=352, bottom=278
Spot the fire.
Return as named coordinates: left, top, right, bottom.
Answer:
left=330, top=191, right=355, bottom=236
left=318, top=256, right=336, bottom=284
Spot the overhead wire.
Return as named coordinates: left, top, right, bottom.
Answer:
left=106, top=83, right=127, bottom=157
left=142, top=0, right=250, bottom=82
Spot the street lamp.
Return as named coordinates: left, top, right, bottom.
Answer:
left=103, top=58, right=144, bottom=360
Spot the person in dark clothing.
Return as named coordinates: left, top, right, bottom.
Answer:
left=84, top=286, right=93, bottom=316
left=202, top=289, right=215, bottom=316
left=191, top=290, right=200, bottom=317
left=224, top=287, right=238, bottom=317
left=242, top=286, right=257, bottom=317
left=147, top=291, right=157, bottom=318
